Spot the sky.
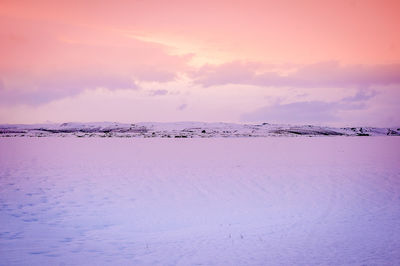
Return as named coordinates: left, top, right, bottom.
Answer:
left=0, top=0, right=399, bottom=126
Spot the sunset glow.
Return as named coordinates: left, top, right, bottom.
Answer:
left=1, top=0, right=399, bottom=126
left=1, top=2, right=400, bottom=265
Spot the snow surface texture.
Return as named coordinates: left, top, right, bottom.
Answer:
left=1, top=137, right=400, bottom=265
left=1, top=122, right=399, bottom=137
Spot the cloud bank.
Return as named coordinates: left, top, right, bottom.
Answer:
left=0, top=17, right=190, bottom=105
left=194, top=61, right=400, bottom=89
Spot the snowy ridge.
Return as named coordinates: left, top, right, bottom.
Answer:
left=0, top=122, right=399, bottom=137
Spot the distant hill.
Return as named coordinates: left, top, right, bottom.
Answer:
left=0, top=122, right=399, bottom=137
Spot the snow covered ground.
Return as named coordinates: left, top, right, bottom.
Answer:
left=1, top=137, right=400, bottom=265
left=1, top=121, right=399, bottom=137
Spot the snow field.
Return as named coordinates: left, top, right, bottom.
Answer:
left=0, top=137, right=399, bottom=265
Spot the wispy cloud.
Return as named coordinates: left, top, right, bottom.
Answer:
left=241, top=89, right=379, bottom=124
left=242, top=101, right=341, bottom=124
left=194, top=61, right=400, bottom=89
left=177, top=104, right=187, bottom=111
left=341, top=89, right=378, bottom=102
left=0, top=17, right=191, bottom=105
left=0, top=73, right=138, bottom=105
left=149, top=89, right=169, bottom=96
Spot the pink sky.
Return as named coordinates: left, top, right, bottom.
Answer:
left=1, top=0, right=399, bottom=126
